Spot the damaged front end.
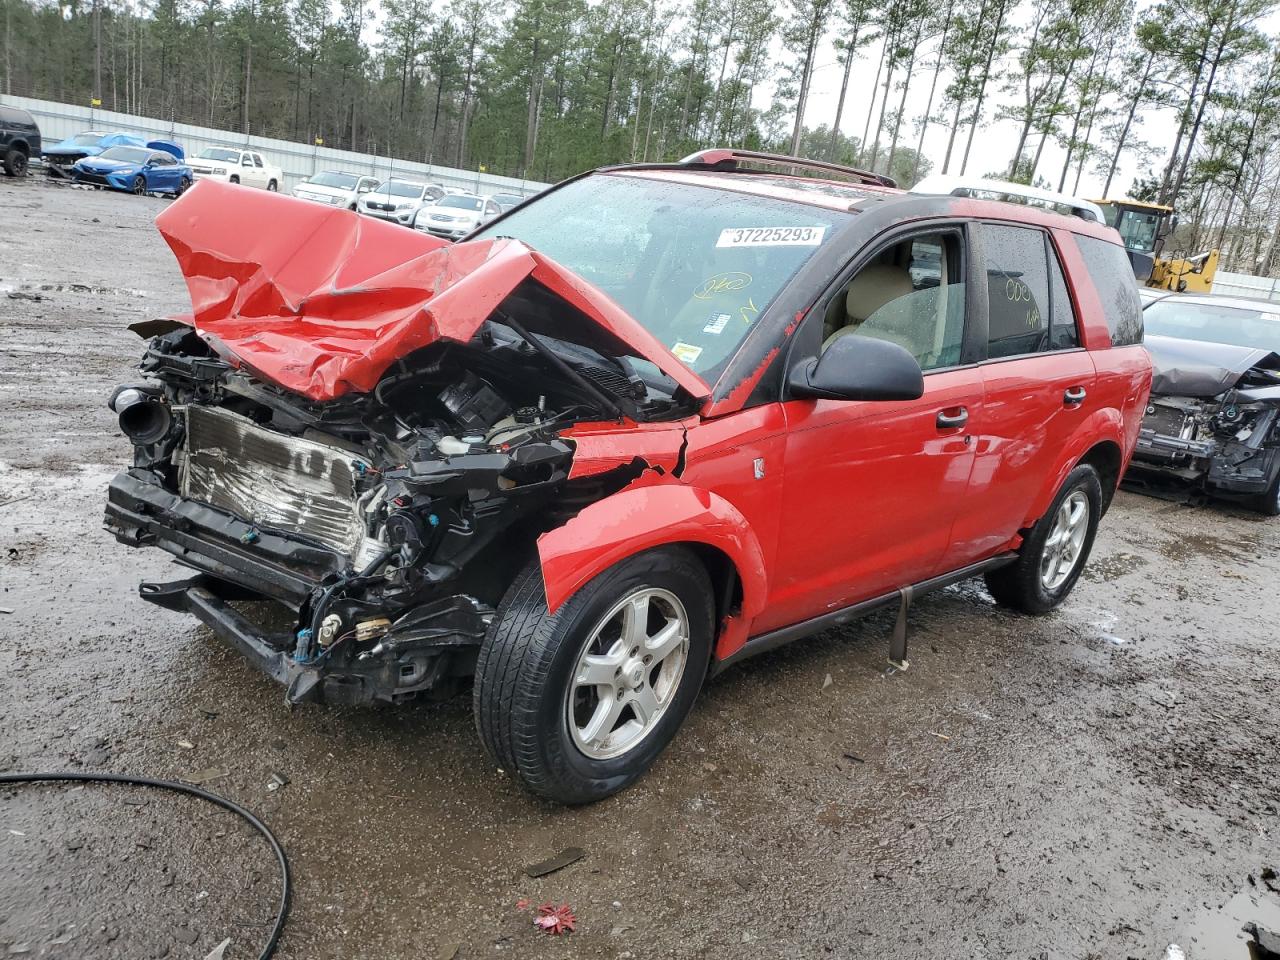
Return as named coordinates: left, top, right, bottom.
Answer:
left=105, top=182, right=704, bottom=705
left=1131, top=334, right=1280, bottom=505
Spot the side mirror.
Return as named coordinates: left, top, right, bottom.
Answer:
left=788, top=334, right=924, bottom=402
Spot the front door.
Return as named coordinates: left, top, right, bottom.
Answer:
left=760, top=227, right=985, bottom=633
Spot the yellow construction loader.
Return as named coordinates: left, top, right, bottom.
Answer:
left=1092, top=199, right=1219, bottom=293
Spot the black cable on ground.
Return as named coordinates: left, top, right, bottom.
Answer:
left=0, top=771, right=291, bottom=960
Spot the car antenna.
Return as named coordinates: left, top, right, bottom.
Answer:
left=495, top=310, right=628, bottom=420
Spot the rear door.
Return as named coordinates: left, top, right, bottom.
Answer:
left=946, top=222, right=1097, bottom=567
left=761, top=224, right=986, bottom=632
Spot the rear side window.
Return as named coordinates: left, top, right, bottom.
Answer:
left=1075, top=235, right=1143, bottom=345
left=983, top=224, right=1049, bottom=359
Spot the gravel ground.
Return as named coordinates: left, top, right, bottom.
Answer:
left=1, top=175, right=1279, bottom=960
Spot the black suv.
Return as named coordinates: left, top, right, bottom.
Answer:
left=1, top=106, right=41, bottom=177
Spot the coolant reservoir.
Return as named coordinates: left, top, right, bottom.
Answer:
left=436, top=435, right=471, bottom=456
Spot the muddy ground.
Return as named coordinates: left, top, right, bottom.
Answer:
left=1, top=175, right=1279, bottom=960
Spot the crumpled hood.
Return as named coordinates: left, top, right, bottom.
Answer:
left=1145, top=334, right=1280, bottom=398
left=154, top=180, right=710, bottom=403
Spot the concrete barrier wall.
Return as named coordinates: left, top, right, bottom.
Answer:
left=2, top=93, right=551, bottom=197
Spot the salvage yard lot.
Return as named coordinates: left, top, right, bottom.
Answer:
left=2, top=177, right=1279, bottom=960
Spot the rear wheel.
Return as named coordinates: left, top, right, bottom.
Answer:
left=474, top=546, right=713, bottom=804
left=131, top=175, right=146, bottom=196
left=3, top=147, right=28, bottom=176
left=176, top=175, right=192, bottom=196
left=984, top=464, right=1102, bottom=614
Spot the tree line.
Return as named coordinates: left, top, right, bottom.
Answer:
left=2, top=0, right=1279, bottom=271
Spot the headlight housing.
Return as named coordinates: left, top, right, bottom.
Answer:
left=212, top=166, right=226, bottom=175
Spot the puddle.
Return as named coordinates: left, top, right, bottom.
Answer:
left=1177, top=887, right=1280, bottom=958
left=1083, top=550, right=1148, bottom=582
left=1158, top=531, right=1263, bottom=564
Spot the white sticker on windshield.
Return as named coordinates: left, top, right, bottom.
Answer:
left=716, top=226, right=827, bottom=248
left=703, top=313, right=732, bottom=335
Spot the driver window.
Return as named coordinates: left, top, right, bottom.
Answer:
left=822, top=232, right=965, bottom=372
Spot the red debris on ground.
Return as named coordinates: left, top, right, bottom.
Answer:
left=533, top=903, right=576, bottom=935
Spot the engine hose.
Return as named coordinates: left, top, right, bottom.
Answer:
left=0, top=771, right=291, bottom=960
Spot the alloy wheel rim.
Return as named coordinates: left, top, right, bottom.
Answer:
left=1040, top=490, right=1089, bottom=591
left=133, top=177, right=145, bottom=195
left=566, top=587, right=690, bottom=761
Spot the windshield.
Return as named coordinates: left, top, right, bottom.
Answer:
left=374, top=181, right=424, bottom=198
left=472, top=173, right=847, bottom=375
left=1145, top=299, right=1280, bottom=351
left=440, top=195, right=483, bottom=211
left=196, top=148, right=240, bottom=162
left=1111, top=208, right=1164, bottom=254
left=73, top=133, right=107, bottom=146
left=99, top=147, right=151, bottom=164
left=309, top=171, right=359, bottom=189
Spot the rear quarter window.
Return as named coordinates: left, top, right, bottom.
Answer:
left=1075, top=235, right=1143, bottom=346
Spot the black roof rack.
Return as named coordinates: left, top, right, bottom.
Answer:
left=678, top=148, right=898, bottom=189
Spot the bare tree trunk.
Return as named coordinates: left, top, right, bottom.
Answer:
left=961, top=0, right=1007, bottom=175
left=788, top=9, right=824, bottom=156
left=861, top=35, right=886, bottom=162
left=912, top=0, right=954, bottom=182
left=826, top=21, right=862, bottom=159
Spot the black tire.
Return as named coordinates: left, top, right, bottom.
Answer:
left=131, top=175, right=146, bottom=196
left=1252, top=466, right=1280, bottom=516
left=984, top=464, right=1103, bottom=614
left=229, top=175, right=240, bottom=185
left=267, top=179, right=278, bottom=192
left=474, top=546, right=713, bottom=804
left=176, top=175, right=192, bottom=196
left=3, top=147, right=28, bottom=176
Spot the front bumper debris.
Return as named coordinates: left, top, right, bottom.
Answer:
left=108, top=469, right=495, bottom=705
left=139, top=575, right=493, bottom=705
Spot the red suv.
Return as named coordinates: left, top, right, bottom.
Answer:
left=106, top=151, right=1151, bottom=803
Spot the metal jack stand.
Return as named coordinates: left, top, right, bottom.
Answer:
left=888, top=585, right=912, bottom=671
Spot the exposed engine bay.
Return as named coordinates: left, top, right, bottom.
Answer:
left=1130, top=336, right=1280, bottom=509
left=105, top=320, right=693, bottom=706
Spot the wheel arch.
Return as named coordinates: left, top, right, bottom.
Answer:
left=536, top=482, right=769, bottom=631
left=1023, top=408, right=1126, bottom=527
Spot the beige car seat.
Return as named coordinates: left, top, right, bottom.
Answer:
left=822, top=264, right=913, bottom=349
left=823, top=257, right=953, bottom=367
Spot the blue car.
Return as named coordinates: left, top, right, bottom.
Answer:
left=72, top=143, right=193, bottom=196
left=43, top=131, right=148, bottom=176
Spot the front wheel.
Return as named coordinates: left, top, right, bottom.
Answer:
left=267, top=179, right=278, bottom=192
left=2, top=148, right=27, bottom=176
left=131, top=175, right=146, bottom=196
left=984, top=464, right=1102, bottom=614
left=229, top=175, right=240, bottom=185
left=175, top=175, right=192, bottom=196
left=474, top=546, right=713, bottom=804
left=1252, top=465, right=1280, bottom=516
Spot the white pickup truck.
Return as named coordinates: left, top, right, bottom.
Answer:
left=187, top=147, right=284, bottom=191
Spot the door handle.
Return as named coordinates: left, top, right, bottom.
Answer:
left=936, top=406, right=968, bottom=430
left=1064, top=386, right=1087, bottom=406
